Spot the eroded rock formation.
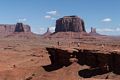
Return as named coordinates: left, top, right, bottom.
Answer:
left=55, top=16, right=86, bottom=32
left=42, top=28, right=51, bottom=37
left=45, top=48, right=120, bottom=75
left=90, top=27, right=96, bottom=33
left=89, top=27, right=100, bottom=35
left=0, top=23, right=31, bottom=34
left=14, top=23, right=24, bottom=32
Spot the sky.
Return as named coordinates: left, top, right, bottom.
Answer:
left=0, top=0, right=120, bottom=35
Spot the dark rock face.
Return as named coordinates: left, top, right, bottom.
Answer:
left=46, top=48, right=120, bottom=75
left=46, top=28, right=51, bottom=33
left=0, top=23, right=31, bottom=34
left=90, top=27, right=96, bottom=33
left=14, top=23, right=24, bottom=32
left=55, top=16, right=86, bottom=32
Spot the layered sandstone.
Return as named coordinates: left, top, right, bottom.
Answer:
left=0, top=23, right=31, bottom=34
left=55, top=16, right=86, bottom=32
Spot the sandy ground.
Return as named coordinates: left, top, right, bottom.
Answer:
left=0, top=36, right=120, bottom=80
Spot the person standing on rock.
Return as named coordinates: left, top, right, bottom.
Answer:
left=77, top=43, right=80, bottom=47
left=57, top=41, right=60, bottom=46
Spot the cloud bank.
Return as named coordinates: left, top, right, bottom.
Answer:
left=46, top=11, right=57, bottom=15
left=102, top=18, right=112, bottom=22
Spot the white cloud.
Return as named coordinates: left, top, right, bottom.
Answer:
left=18, top=18, right=27, bottom=22
left=44, top=15, right=52, bottom=19
left=97, top=27, right=120, bottom=32
left=49, top=26, right=55, bottom=32
left=39, top=27, right=47, bottom=34
left=44, top=15, right=56, bottom=20
left=45, top=10, right=58, bottom=20
left=46, top=11, right=57, bottom=15
left=51, top=17, right=56, bottom=20
left=32, top=27, right=55, bottom=34
left=116, top=27, right=120, bottom=31
left=102, top=18, right=112, bottom=22
left=97, top=28, right=114, bottom=32
left=31, top=27, right=46, bottom=34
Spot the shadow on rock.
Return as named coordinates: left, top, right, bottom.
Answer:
left=43, top=64, right=63, bottom=72
left=78, top=67, right=110, bottom=78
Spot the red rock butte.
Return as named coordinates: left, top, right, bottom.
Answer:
left=0, top=23, right=31, bottom=34
left=55, top=16, right=86, bottom=32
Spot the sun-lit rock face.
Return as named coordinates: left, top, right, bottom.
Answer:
left=55, top=16, right=86, bottom=32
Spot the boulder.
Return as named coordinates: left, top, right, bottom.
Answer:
left=55, top=16, right=86, bottom=32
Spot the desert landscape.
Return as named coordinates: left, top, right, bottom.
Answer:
left=0, top=16, right=120, bottom=80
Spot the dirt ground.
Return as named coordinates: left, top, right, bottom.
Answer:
left=0, top=34, right=120, bottom=80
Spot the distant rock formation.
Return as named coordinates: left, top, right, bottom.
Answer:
left=42, top=28, right=51, bottom=37
left=14, top=23, right=24, bottom=32
left=91, top=27, right=96, bottom=33
left=0, top=23, right=31, bottom=34
left=89, top=27, right=100, bottom=35
left=46, top=28, right=51, bottom=33
left=55, top=16, right=86, bottom=32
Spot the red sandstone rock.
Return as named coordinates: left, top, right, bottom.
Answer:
left=55, top=16, right=86, bottom=32
left=42, top=28, right=51, bottom=37
left=0, top=23, right=31, bottom=34
left=89, top=27, right=100, bottom=36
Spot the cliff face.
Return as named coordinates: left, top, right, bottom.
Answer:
left=14, top=23, right=24, bottom=32
left=0, top=23, right=31, bottom=34
left=55, top=16, right=86, bottom=32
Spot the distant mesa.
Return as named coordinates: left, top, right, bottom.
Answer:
left=0, top=23, right=31, bottom=34
left=43, top=15, right=102, bottom=39
left=14, top=23, right=25, bottom=32
left=2, top=23, right=38, bottom=39
left=55, top=16, right=86, bottom=33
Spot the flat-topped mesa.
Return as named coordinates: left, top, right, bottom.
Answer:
left=0, top=23, right=31, bottom=34
left=55, top=16, right=86, bottom=32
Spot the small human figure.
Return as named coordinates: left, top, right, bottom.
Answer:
left=57, top=41, right=60, bottom=46
left=77, top=43, right=80, bottom=47
left=101, top=44, right=104, bottom=48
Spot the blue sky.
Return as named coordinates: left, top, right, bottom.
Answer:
left=0, top=0, right=120, bottom=35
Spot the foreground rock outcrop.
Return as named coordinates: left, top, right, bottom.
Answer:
left=55, top=16, right=86, bottom=32
left=45, top=47, right=120, bottom=78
